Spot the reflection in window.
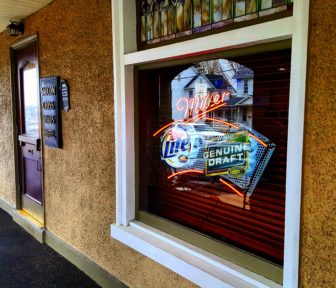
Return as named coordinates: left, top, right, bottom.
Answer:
left=169, top=60, right=260, bottom=210
left=138, top=50, right=291, bottom=264
left=172, top=60, right=253, bottom=128
left=23, top=62, right=39, bottom=135
left=139, top=0, right=294, bottom=47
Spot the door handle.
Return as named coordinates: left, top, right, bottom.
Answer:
left=28, top=149, right=34, bottom=154
left=37, top=158, right=42, bottom=171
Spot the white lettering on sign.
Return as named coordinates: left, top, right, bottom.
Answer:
left=204, top=143, right=250, bottom=167
left=176, top=91, right=230, bottom=118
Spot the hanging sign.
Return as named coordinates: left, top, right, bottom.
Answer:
left=155, top=93, right=276, bottom=196
left=40, top=76, right=61, bottom=148
left=60, top=79, right=70, bottom=112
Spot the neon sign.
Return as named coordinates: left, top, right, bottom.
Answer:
left=155, top=93, right=276, bottom=197
left=161, top=127, right=191, bottom=169
left=176, top=91, right=230, bottom=118
left=158, top=123, right=275, bottom=196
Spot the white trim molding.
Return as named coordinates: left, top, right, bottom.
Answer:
left=283, top=0, right=310, bottom=287
left=111, top=1, right=310, bottom=287
left=112, top=222, right=282, bottom=288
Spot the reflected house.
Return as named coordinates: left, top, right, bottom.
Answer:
left=180, top=68, right=253, bottom=127
left=232, top=67, right=254, bottom=96
left=223, top=96, right=253, bottom=127
left=224, top=67, right=254, bottom=127
left=182, top=72, right=231, bottom=119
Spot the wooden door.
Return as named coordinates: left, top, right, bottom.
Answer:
left=13, top=40, right=44, bottom=223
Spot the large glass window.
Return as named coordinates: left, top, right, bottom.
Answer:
left=137, top=49, right=290, bottom=265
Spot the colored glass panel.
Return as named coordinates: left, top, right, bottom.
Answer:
left=167, top=5, right=175, bottom=34
left=273, top=0, right=285, bottom=6
left=161, top=7, right=168, bottom=36
left=140, top=0, right=293, bottom=44
left=146, top=13, right=153, bottom=40
left=153, top=10, right=160, bottom=38
left=213, top=0, right=222, bottom=23
left=222, top=0, right=233, bottom=20
left=261, top=0, right=272, bottom=9
left=235, top=0, right=246, bottom=17
left=184, top=0, right=191, bottom=30
left=141, top=15, right=146, bottom=41
left=176, top=1, right=184, bottom=32
left=201, top=0, right=210, bottom=25
left=246, top=0, right=257, bottom=13
left=194, top=0, right=202, bottom=28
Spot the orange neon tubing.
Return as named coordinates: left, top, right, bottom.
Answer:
left=204, top=117, right=240, bottom=129
left=249, top=133, right=267, bottom=148
left=167, top=169, right=203, bottom=179
left=219, top=179, right=244, bottom=196
left=205, top=117, right=267, bottom=147
left=152, top=120, right=183, bottom=137
left=184, top=103, right=227, bottom=123
left=153, top=104, right=226, bottom=137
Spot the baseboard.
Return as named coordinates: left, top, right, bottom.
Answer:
left=44, top=230, right=127, bottom=288
left=0, top=198, right=14, bottom=216
left=0, top=198, right=44, bottom=243
left=12, top=210, right=45, bottom=243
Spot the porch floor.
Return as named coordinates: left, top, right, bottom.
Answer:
left=0, top=208, right=101, bottom=288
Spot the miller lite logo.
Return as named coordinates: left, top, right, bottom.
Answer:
left=161, top=127, right=191, bottom=168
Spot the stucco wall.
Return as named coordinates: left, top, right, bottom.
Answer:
left=0, top=34, right=16, bottom=206
left=0, top=0, right=194, bottom=287
left=300, top=1, right=336, bottom=287
left=0, top=0, right=334, bottom=287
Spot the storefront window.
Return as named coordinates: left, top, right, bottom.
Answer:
left=137, top=49, right=291, bottom=264
left=139, top=0, right=294, bottom=47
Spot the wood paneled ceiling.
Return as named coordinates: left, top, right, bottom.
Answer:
left=0, top=0, right=53, bottom=33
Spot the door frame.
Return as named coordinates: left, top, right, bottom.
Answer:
left=10, top=34, right=45, bottom=225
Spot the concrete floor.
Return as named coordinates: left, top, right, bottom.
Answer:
left=0, top=208, right=101, bottom=288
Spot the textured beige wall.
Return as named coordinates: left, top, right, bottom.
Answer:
left=0, top=0, right=334, bottom=287
left=300, top=1, right=336, bottom=287
left=0, top=33, right=16, bottom=206
left=0, top=0, right=194, bottom=287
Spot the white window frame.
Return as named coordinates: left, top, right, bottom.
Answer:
left=111, top=1, right=310, bottom=287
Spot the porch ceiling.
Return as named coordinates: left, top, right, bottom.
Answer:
left=0, top=0, right=52, bottom=33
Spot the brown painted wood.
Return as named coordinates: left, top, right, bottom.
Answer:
left=13, top=40, right=44, bottom=208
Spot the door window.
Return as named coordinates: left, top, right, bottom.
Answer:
left=22, top=62, right=39, bottom=136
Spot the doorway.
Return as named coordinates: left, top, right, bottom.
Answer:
left=11, top=36, right=44, bottom=224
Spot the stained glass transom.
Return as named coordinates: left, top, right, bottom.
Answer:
left=140, top=0, right=294, bottom=47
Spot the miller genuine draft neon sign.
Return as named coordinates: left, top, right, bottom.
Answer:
left=154, top=93, right=276, bottom=197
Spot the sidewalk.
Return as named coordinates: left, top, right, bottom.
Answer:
left=0, top=208, right=101, bottom=288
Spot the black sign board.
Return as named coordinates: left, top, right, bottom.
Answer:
left=61, top=79, right=70, bottom=112
left=41, top=76, right=61, bottom=148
